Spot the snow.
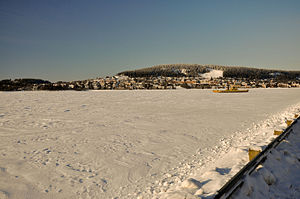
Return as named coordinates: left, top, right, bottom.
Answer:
left=233, top=120, right=300, bottom=199
left=232, top=120, right=300, bottom=199
left=200, top=69, right=223, bottom=79
left=0, top=88, right=300, bottom=199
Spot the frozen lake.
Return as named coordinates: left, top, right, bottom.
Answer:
left=0, top=89, right=300, bottom=199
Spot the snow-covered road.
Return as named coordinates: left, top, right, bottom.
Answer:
left=0, top=89, right=300, bottom=199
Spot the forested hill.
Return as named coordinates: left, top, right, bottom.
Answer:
left=0, top=79, right=51, bottom=91
left=117, top=64, right=300, bottom=80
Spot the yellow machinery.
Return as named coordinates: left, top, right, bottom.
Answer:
left=213, top=84, right=249, bottom=93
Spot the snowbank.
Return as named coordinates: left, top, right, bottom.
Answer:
left=231, top=119, right=300, bottom=199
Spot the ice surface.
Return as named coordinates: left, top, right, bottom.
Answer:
left=0, top=88, right=300, bottom=199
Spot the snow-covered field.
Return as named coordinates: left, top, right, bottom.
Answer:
left=0, top=89, right=300, bottom=199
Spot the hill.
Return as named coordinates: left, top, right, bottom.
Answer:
left=0, top=78, right=51, bottom=91
left=117, top=64, right=300, bottom=80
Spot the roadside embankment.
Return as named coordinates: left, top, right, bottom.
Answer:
left=230, top=116, right=300, bottom=199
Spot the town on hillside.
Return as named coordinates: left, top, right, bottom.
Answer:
left=1, top=65, right=300, bottom=91
left=1, top=75, right=300, bottom=91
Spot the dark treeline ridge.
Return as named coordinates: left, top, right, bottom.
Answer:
left=0, top=78, right=51, bottom=91
left=118, top=64, right=300, bottom=80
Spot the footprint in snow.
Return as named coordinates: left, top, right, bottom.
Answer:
left=215, top=167, right=231, bottom=175
left=43, top=125, right=48, bottom=129
left=0, top=190, right=9, bottom=199
left=0, top=167, right=6, bottom=172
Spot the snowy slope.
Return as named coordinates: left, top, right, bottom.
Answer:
left=200, top=69, right=223, bottom=79
left=0, top=89, right=300, bottom=199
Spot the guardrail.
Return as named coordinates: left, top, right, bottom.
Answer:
left=214, top=116, right=299, bottom=199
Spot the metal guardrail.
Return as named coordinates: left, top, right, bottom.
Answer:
left=214, top=116, right=299, bottom=199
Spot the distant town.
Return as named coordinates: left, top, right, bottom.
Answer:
left=1, top=75, right=300, bottom=91
left=1, top=64, right=300, bottom=91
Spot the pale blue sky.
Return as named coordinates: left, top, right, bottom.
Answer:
left=1, top=0, right=300, bottom=81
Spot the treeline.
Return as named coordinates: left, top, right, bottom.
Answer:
left=0, top=79, right=51, bottom=91
left=223, top=67, right=300, bottom=80
left=117, top=64, right=300, bottom=80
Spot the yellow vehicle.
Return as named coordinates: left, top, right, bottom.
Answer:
left=213, top=85, right=249, bottom=93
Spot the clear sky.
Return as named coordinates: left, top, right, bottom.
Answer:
left=1, top=0, right=300, bottom=82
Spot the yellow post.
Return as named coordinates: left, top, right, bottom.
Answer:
left=295, top=114, right=299, bottom=119
left=248, top=148, right=261, bottom=161
left=286, top=120, right=293, bottom=127
left=274, top=130, right=283, bottom=135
